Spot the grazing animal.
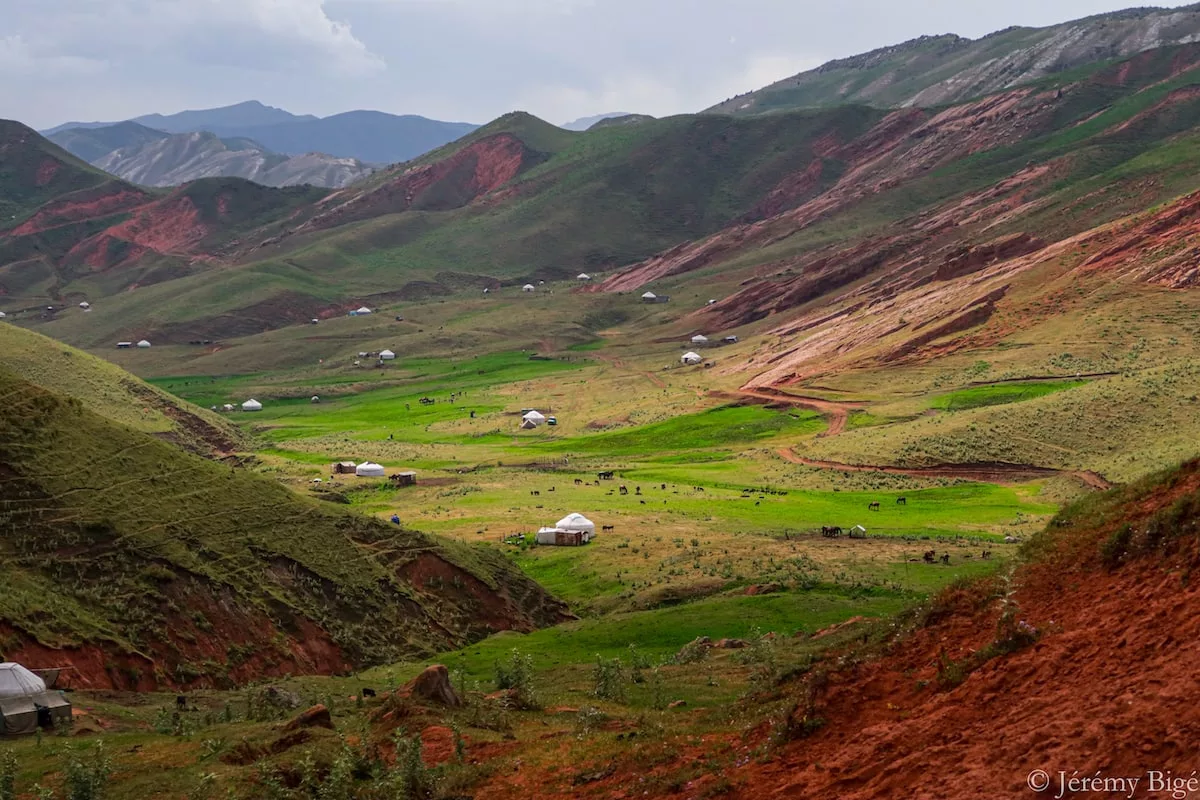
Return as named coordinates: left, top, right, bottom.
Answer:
left=531, top=490, right=540, bottom=496
left=602, top=525, right=615, bottom=531
left=923, top=550, right=936, bottom=563
left=896, top=497, right=907, bottom=505
left=575, top=479, right=584, bottom=485
left=598, top=471, right=614, bottom=480
left=175, top=695, right=187, bottom=709
left=619, top=485, right=629, bottom=495
left=755, top=501, right=760, bottom=506
left=661, top=483, right=667, bottom=490
left=940, top=553, right=950, bottom=565
left=639, top=500, right=646, bottom=504
left=869, top=502, right=881, bottom=511
left=361, top=688, right=377, bottom=698
left=548, top=487, right=555, bottom=492
left=981, top=550, right=992, bottom=560
left=821, top=526, right=842, bottom=538
left=635, top=486, right=641, bottom=495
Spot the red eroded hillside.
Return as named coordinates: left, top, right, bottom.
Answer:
left=475, top=461, right=1200, bottom=799
left=294, top=133, right=534, bottom=234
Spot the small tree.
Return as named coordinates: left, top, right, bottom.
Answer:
left=493, top=649, right=539, bottom=710
left=63, top=743, right=113, bottom=800
left=592, top=655, right=626, bottom=702
left=0, top=749, right=17, bottom=800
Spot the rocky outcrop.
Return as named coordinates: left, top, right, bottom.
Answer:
left=400, top=665, right=462, bottom=707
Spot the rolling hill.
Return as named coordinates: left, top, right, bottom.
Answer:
left=0, top=325, right=570, bottom=688
left=707, top=4, right=1200, bottom=114
left=46, top=121, right=171, bottom=163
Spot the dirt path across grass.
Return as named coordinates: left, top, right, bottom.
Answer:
left=736, top=387, right=864, bottom=437
left=776, top=449, right=1113, bottom=489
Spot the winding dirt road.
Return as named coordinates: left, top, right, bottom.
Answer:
left=737, top=387, right=864, bottom=437
left=776, top=448, right=1113, bottom=489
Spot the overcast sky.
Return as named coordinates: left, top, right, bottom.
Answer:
left=1, top=0, right=1193, bottom=129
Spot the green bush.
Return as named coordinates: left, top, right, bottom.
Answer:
left=63, top=743, right=112, bottom=800
left=592, top=655, right=626, bottom=701
left=0, top=749, right=16, bottom=800
left=493, top=649, right=539, bottom=710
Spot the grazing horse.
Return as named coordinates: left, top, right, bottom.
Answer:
left=602, top=525, right=615, bottom=532
left=530, top=490, right=540, bottom=496
left=868, top=501, right=881, bottom=511
left=940, top=553, right=950, bottom=565
left=923, top=550, right=936, bottom=563
left=821, top=526, right=842, bottom=538
left=896, top=497, right=907, bottom=505
left=361, top=688, right=377, bottom=698
left=619, top=485, right=629, bottom=495
left=574, top=479, right=584, bottom=485
left=598, top=471, right=615, bottom=480
left=548, top=487, right=555, bottom=492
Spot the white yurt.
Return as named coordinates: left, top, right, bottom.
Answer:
left=556, top=512, right=597, bottom=540
left=522, top=410, right=546, bottom=424
left=355, top=462, right=386, bottom=477
left=242, top=399, right=263, bottom=412
left=379, top=350, right=396, bottom=360
left=681, top=351, right=702, bottom=365
left=137, top=339, right=152, bottom=348
left=0, top=312, right=7, bottom=319
left=78, top=301, right=90, bottom=309
left=311, top=396, right=321, bottom=404
left=355, top=306, right=373, bottom=315
left=577, top=273, right=591, bottom=281
left=222, top=404, right=235, bottom=412
left=641, top=291, right=657, bottom=301
left=691, top=334, right=709, bottom=344
left=0, top=662, right=71, bottom=735
left=522, top=284, right=536, bottom=293
left=707, top=299, right=717, bottom=305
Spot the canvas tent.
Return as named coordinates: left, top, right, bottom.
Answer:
left=242, top=399, right=263, bottom=411
left=555, top=513, right=596, bottom=538
left=380, top=350, right=396, bottom=360
left=354, top=306, right=372, bottom=315
left=641, top=291, right=657, bottom=301
left=520, top=419, right=538, bottom=430
left=691, top=334, right=708, bottom=344
left=356, top=462, right=386, bottom=477
left=137, top=339, right=152, bottom=348
left=78, top=301, right=90, bottom=309
left=0, top=312, right=6, bottom=319
left=681, top=352, right=702, bottom=365
left=0, top=663, right=71, bottom=736
left=522, top=284, right=536, bottom=292
left=522, top=410, right=546, bottom=424
left=577, top=273, right=591, bottom=281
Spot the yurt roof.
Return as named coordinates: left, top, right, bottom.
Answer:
left=691, top=334, right=708, bottom=342
left=380, top=349, right=395, bottom=357
left=523, top=284, right=535, bottom=290
left=522, top=410, right=546, bottom=421
left=0, top=663, right=46, bottom=698
left=242, top=399, right=262, bottom=409
left=555, top=512, right=595, bottom=530
left=355, top=306, right=372, bottom=314
left=641, top=291, right=657, bottom=298
left=681, top=351, right=701, bottom=361
left=137, top=339, right=151, bottom=346
left=577, top=273, right=590, bottom=279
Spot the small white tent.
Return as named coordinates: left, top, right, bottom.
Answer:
left=522, top=284, right=536, bottom=292
left=641, top=291, right=657, bottom=300
left=555, top=512, right=596, bottom=538
left=0, top=663, right=70, bottom=736
left=380, top=350, right=396, bottom=360
left=137, top=339, right=152, bottom=348
left=242, top=399, right=263, bottom=412
left=522, top=410, right=546, bottom=424
left=691, top=334, right=709, bottom=344
left=355, top=462, right=386, bottom=477
left=681, top=351, right=702, bottom=365
left=355, top=306, right=373, bottom=315
left=0, top=312, right=7, bottom=319
left=577, top=273, right=591, bottom=281
left=707, top=299, right=717, bottom=305
left=78, top=301, right=90, bottom=309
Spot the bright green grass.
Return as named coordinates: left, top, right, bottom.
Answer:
left=930, top=380, right=1086, bottom=411
left=538, top=405, right=825, bottom=455
left=381, top=589, right=910, bottom=685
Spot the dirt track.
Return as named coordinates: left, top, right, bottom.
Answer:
left=777, top=448, right=1113, bottom=489
left=736, top=387, right=863, bottom=436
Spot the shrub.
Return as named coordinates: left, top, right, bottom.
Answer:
left=390, top=735, right=434, bottom=799
left=0, top=749, right=16, bottom=800
left=493, top=649, right=539, bottom=710
left=592, top=655, right=626, bottom=701
left=63, top=743, right=112, bottom=800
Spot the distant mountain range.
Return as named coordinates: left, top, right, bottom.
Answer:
left=67, top=126, right=376, bottom=189
left=560, top=113, right=637, bottom=131
left=41, top=100, right=479, bottom=166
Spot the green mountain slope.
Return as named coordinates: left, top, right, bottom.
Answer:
left=707, top=5, right=1200, bottom=114
left=0, top=335, right=569, bottom=688
left=0, top=120, right=118, bottom=229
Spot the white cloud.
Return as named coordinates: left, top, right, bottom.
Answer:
left=0, top=34, right=107, bottom=76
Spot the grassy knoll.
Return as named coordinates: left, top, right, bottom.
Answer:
left=929, top=379, right=1086, bottom=411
